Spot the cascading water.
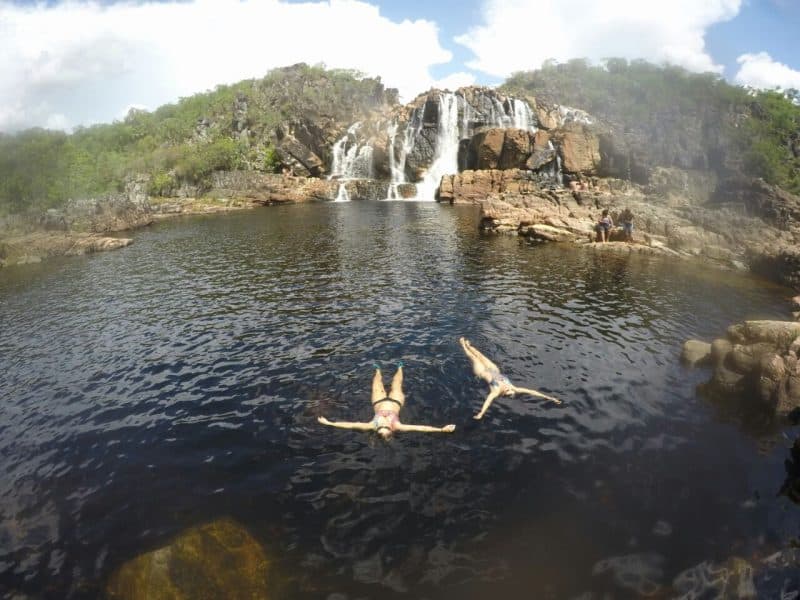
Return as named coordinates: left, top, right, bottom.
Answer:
left=330, top=122, right=373, bottom=202
left=384, top=89, right=551, bottom=202
left=416, top=93, right=462, bottom=200
left=511, top=98, right=536, bottom=131
left=386, top=109, right=423, bottom=200
left=548, top=140, right=563, bottom=184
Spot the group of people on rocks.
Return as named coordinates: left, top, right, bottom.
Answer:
left=595, top=207, right=634, bottom=243
left=317, top=338, right=561, bottom=438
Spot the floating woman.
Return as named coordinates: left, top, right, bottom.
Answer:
left=459, top=337, right=561, bottom=419
left=317, top=363, right=456, bottom=439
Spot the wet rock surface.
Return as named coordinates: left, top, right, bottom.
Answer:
left=105, top=518, right=273, bottom=600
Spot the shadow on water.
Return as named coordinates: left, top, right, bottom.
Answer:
left=1, top=202, right=799, bottom=598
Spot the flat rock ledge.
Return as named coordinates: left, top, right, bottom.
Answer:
left=684, top=320, right=800, bottom=418
left=0, top=232, right=132, bottom=267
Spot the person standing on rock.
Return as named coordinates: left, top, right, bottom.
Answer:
left=596, top=209, right=614, bottom=242
left=619, top=208, right=634, bottom=242
left=317, top=363, right=456, bottom=439
left=459, top=337, right=561, bottom=419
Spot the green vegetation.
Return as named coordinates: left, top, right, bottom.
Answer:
left=0, top=64, right=393, bottom=216
left=502, top=59, right=800, bottom=193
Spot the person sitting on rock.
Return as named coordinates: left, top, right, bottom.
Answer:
left=619, top=207, right=634, bottom=242
left=459, top=337, right=561, bottom=420
left=317, top=363, right=456, bottom=439
left=595, top=209, right=614, bottom=242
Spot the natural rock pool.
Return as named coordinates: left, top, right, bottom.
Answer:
left=1, top=202, right=799, bottom=598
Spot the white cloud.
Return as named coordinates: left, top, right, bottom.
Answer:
left=0, top=0, right=455, bottom=132
left=432, top=71, right=478, bottom=91
left=455, top=0, right=742, bottom=78
left=734, top=52, right=800, bottom=91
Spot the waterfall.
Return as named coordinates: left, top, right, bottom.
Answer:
left=330, top=122, right=360, bottom=178
left=386, top=109, right=423, bottom=200
left=334, top=183, right=350, bottom=203
left=511, top=98, right=536, bottom=131
left=416, top=92, right=462, bottom=200
left=330, top=122, right=374, bottom=202
left=548, top=140, right=563, bottom=184
left=490, top=97, right=512, bottom=128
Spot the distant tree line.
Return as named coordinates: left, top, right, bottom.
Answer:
left=502, top=58, right=800, bottom=193
left=0, top=63, right=394, bottom=216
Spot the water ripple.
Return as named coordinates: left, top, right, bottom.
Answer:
left=0, top=202, right=795, bottom=598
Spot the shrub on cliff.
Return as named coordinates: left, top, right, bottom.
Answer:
left=502, top=59, right=800, bottom=193
left=0, top=63, right=395, bottom=215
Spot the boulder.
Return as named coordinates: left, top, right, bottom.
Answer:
left=106, top=518, right=272, bottom=600
left=276, top=135, right=324, bottom=177
left=536, top=104, right=561, bottom=130
left=552, top=123, right=600, bottom=175
left=681, top=340, right=712, bottom=367
left=710, top=338, right=733, bottom=366
left=526, top=148, right=557, bottom=171
left=757, top=353, right=787, bottom=408
left=738, top=321, right=800, bottom=350
left=521, top=223, right=577, bottom=243
left=499, top=129, right=535, bottom=170
left=471, top=129, right=505, bottom=170
left=728, top=343, right=779, bottom=374
left=438, top=169, right=541, bottom=204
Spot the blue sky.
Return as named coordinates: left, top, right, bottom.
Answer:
left=0, top=0, right=799, bottom=132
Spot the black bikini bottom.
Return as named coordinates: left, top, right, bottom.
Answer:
left=372, top=397, right=403, bottom=408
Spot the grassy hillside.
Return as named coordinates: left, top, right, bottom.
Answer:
left=0, top=63, right=395, bottom=216
left=501, top=59, right=800, bottom=192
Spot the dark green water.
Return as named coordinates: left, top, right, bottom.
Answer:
left=1, top=201, right=798, bottom=598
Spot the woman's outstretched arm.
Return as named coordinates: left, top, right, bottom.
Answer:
left=473, top=388, right=501, bottom=420
left=395, top=423, right=456, bottom=433
left=510, top=386, right=561, bottom=404
left=317, top=416, right=374, bottom=431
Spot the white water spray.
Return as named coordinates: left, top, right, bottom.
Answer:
left=416, top=93, right=461, bottom=200
left=330, top=122, right=373, bottom=202
left=386, top=110, right=423, bottom=200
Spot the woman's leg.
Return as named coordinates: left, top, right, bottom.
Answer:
left=511, top=385, right=561, bottom=404
left=464, top=339, right=500, bottom=373
left=371, top=368, right=387, bottom=403
left=388, top=365, right=405, bottom=406
left=460, top=338, right=495, bottom=383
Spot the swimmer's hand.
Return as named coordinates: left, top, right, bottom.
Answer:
left=442, top=424, right=456, bottom=432
left=317, top=416, right=331, bottom=425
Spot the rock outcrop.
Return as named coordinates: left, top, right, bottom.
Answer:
left=106, top=518, right=273, bottom=600
left=687, top=320, right=800, bottom=418
left=208, top=171, right=338, bottom=203
left=441, top=164, right=800, bottom=288
left=0, top=232, right=133, bottom=267
left=552, top=122, right=601, bottom=175
left=39, top=177, right=152, bottom=234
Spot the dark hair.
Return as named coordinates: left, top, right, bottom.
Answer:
left=602, top=209, right=609, bottom=216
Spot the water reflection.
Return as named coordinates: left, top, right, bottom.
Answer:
left=0, top=203, right=798, bottom=598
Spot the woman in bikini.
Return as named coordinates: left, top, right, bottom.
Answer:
left=460, top=337, right=561, bottom=419
left=317, top=363, right=456, bottom=439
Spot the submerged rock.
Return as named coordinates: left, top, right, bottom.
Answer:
left=106, top=518, right=272, bottom=600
